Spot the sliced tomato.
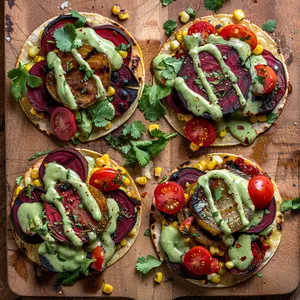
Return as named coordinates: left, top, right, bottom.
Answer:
left=254, top=64, right=278, bottom=94
left=219, top=24, right=258, bottom=50
left=248, top=175, right=274, bottom=209
left=154, top=181, right=185, bottom=214
left=183, top=246, right=212, bottom=276
left=179, top=216, right=194, bottom=234
left=89, top=168, right=122, bottom=192
left=50, top=107, right=77, bottom=141
left=91, top=245, right=104, bottom=271
left=188, top=21, right=217, bottom=41
left=185, top=118, right=216, bottom=146
left=208, top=258, right=220, bottom=274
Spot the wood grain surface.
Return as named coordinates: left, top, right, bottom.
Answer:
left=2, top=0, right=300, bottom=299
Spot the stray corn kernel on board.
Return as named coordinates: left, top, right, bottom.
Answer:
left=5, top=0, right=300, bottom=298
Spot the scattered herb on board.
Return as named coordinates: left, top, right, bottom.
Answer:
left=186, top=7, right=197, bottom=18
left=70, top=10, right=86, bottom=28
left=7, top=63, right=42, bottom=101
left=122, top=121, right=146, bottom=139
left=16, top=175, right=22, bottom=186
left=204, top=0, right=227, bottom=13
left=262, top=20, right=277, bottom=33
left=87, top=99, right=115, bottom=127
left=280, top=197, right=300, bottom=212
left=28, top=149, right=51, bottom=161
left=136, top=255, right=162, bottom=274
left=144, top=229, right=151, bottom=237
left=256, top=272, right=264, bottom=278
left=115, top=43, right=132, bottom=51
left=161, top=0, right=176, bottom=7
left=163, top=20, right=178, bottom=36
left=158, top=175, right=168, bottom=184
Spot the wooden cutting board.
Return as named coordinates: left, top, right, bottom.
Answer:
left=5, top=0, right=300, bottom=298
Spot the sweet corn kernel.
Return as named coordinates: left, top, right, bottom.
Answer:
left=225, top=261, right=235, bottom=269
left=119, top=186, right=127, bottom=193
left=105, top=122, right=112, bottom=130
left=253, top=44, right=264, bottom=55
left=218, top=262, right=225, bottom=269
left=25, top=63, right=34, bottom=72
left=249, top=115, right=258, bottom=123
left=257, top=115, right=267, bottom=122
left=30, top=168, right=39, bottom=180
left=212, top=155, right=223, bottom=165
left=218, top=249, right=225, bottom=256
left=96, top=158, right=106, bottom=167
left=209, top=246, right=220, bottom=256
left=118, top=9, right=129, bottom=20
left=190, top=142, right=200, bottom=152
left=122, top=177, right=131, bottom=187
left=170, top=40, right=180, bottom=50
left=33, top=179, right=42, bottom=187
left=135, top=176, right=147, bottom=185
left=199, top=160, right=207, bottom=169
left=91, top=167, right=100, bottom=174
left=193, top=163, right=205, bottom=171
left=106, top=86, right=116, bottom=97
left=177, top=113, right=187, bottom=121
left=184, top=193, right=189, bottom=202
left=182, top=30, right=188, bottom=37
left=102, top=154, right=110, bottom=164
left=116, top=166, right=126, bottom=174
left=207, top=273, right=217, bottom=281
left=184, top=237, right=192, bottom=243
left=176, top=31, right=184, bottom=43
left=118, top=50, right=128, bottom=59
left=15, top=186, right=23, bottom=196
left=211, top=274, right=221, bottom=283
left=179, top=11, right=190, bottom=23
left=233, top=9, right=245, bottom=21
left=206, top=159, right=217, bottom=170
left=218, top=268, right=226, bottom=275
left=219, top=129, right=227, bottom=137
left=28, top=46, right=41, bottom=58
left=154, top=167, right=162, bottom=177
left=127, top=228, right=136, bottom=237
left=111, top=4, right=121, bottom=15
left=154, top=272, right=163, bottom=283
left=127, top=191, right=134, bottom=197
left=102, top=283, right=114, bottom=294
left=148, top=123, right=160, bottom=133
left=120, top=238, right=127, bottom=247
left=172, top=221, right=179, bottom=229
left=30, top=107, right=45, bottom=119
left=33, top=56, right=45, bottom=63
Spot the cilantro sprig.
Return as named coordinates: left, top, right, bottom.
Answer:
left=70, top=10, right=86, bottom=28
left=204, top=0, right=227, bottom=12
left=122, top=121, right=146, bottom=139
left=161, top=0, right=175, bottom=6
left=154, top=56, right=183, bottom=81
left=7, top=63, right=42, bottom=101
left=28, top=149, right=51, bottom=161
left=163, top=20, right=178, bottom=36
left=87, top=99, right=115, bottom=128
left=136, top=255, right=162, bottom=274
left=186, top=7, right=197, bottom=19
left=280, top=197, right=300, bottom=212
left=54, top=23, right=82, bottom=52
left=115, top=43, right=132, bottom=51
left=262, top=20, right=277, bottom=33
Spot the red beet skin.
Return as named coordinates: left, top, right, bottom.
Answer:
left=169, top=167, right=205, bottom=188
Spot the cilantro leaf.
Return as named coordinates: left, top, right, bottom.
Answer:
left=163, top=20, right=177, bottom=36
left=262, top=20, right=277, bottom=33
left=115, top=43, right=132, bottom=51
left=154, top=56, right=183, bottom=81
left=161, top=0, right=175, bottom=6
left=186, top=7, right=197, bottom=18
left=132, top=145, right=151, bottom=167
left=138, top=84, right=171, bottom=121
left=88, top=99, right=115, bottom=127
left=266, top=112, right=278, bottom=124
left=136, top=255, right=162, bottom=274
left=204, top=0, right=226, bottom=12
left=78, top=65, right=95, bottom=81
left=28, top=149, right=51, bottom=161
left=214, top=187, right=222, bottom=201
left=122, top=121, right=146, bottom=139
left=16, top=175, right=22, bottom=186
left=70, top=10, right=86, bottom=28
left=158, top=175, right=168, bottom=184
left=34, top=221, right=49, bottom=236
left=54, top=23, right=79, bottom=52
left=7, top=63, right=42, bottom=101
left=280, top=197, right=300, bottom=212
left=26, top=185, right=33, bottom=199
left=256, top=75, right=265, bottom=85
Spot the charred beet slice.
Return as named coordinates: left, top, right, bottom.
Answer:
left=41, top=15, right=89, bottom=56
left=106, top=189, right=138, bottom=243
left=169, top=167, right=205, bottom=188
left=165, top=90, right=190, bottom=114
left=27, top=61, right=58, bottom=114
left=39, top=148, right=88, bottom=184
left=225, top=236, right=266, bottom=276
left=177, top=44, right=251, bottom=117
left=11, top=186, right=45, bottom=244
left=256, top=50, right=287, bottom=114
left=93, top=25, right=133, bottom=66
left=247, top=198, right=276, bottom=234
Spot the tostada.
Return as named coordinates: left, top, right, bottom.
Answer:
left=8, top=12, right=144, bottom=143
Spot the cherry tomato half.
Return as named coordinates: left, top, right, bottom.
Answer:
left=91, top=245, right=104, bottom=271
left=179, top=216, right=194, bottom=233
left=219, top=24, right=258, bottom=50
left=207, top=257, right=220, bottom=274
left=254, top=64, right=278, bottom=94
left=154, top=181, right=185, bottom=214
left=188, top=21, right=217, bottom=41
left=185, top=118, right=216, bottom=146
left=184, top=246, right=212, bottom=276
left=248, top=175, right=274, bottom=209
left=50, top=107, right=77, bottom=141
left=89, top=168, right=122, bottom=192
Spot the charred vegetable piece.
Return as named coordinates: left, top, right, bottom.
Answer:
left=38, top=148, right=88, bottom=184
left=177, top=45, right=251, bottom=117
left=11, top=187, right=45, bottom=244
left=26, top=61, right=58, bottom=114
left=105, top=189, right=138, bottom=243
left=41, top=15, right=89, bottom=56
left=93, top=25, right=133, bottom=66
left=231, top=157, right=262, bottom=177
left=169, top=167, right=205, bottom=188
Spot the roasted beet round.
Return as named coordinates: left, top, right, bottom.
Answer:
left=11, top=186, right=45, bottom=244
left=38, top=148, right=88, bottom=183
left=169, top=167, right=204, bottom=188
left=165, top=90, right=190, bottom=114
left=27, top=61, right=58, bottom=114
